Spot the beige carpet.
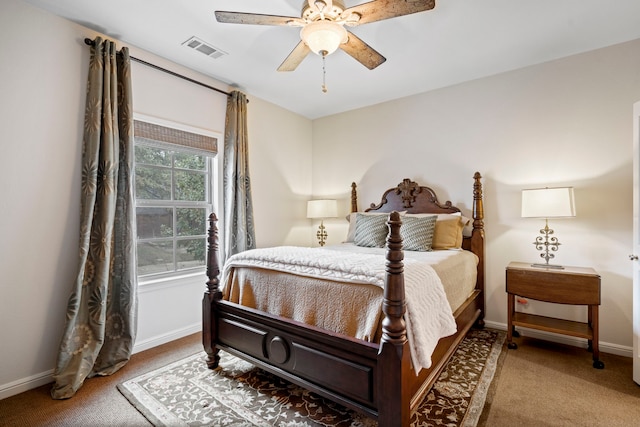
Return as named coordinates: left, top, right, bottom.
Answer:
left=118, top=329, right=505, bottom=426
left=479, top=336, right=640, bottom=426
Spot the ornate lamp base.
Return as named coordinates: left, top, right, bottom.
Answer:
left=316, top=220, right=327, bottom=246
left=531, top=219, right=565, bottom=269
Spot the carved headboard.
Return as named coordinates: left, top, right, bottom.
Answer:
left=359, top=178, right=461, bottom=215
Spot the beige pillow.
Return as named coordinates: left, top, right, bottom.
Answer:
left=432, top=216, right=466, bottom=249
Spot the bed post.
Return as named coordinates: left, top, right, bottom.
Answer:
left=377, top=211, right=412, bottom=427
left=470, top=172, right=485, bottom=326
left=202, top=213, right=222, bottom=369
left=351, top=182, right=358, bottom=213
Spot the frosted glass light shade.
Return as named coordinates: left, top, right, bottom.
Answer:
left=307, top=199, right=338, bottom=219
left=300, top=21, right=347, bottom=55
left=521, top=187, right=576, bottom=218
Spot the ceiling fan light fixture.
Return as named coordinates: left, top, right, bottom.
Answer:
left=300, top=20, right=347, bottom=56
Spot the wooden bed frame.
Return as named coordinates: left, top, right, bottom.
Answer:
left=203, top=172, right=485, bottom=426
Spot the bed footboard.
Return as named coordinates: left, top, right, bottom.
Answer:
left=202, top=212, right=412, bottom=421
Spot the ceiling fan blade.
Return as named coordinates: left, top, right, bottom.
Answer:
left=344, top=0, right=435, bottom=26
left=277, top=41, right=312, bottom=72
left=340, top=31, right=386, bottom=70
left=215, top=11, right=304, bottom=26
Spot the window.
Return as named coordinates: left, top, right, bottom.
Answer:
left=133, top=119, right=218, bottom=278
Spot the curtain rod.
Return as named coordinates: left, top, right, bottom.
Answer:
left=83, top=38, right=236, bottom=99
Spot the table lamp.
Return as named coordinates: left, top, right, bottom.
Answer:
left=521, top=187, right=576, bottom=269
left=307, top=199, right=337, bottom=246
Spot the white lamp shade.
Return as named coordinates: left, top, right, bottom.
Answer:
left=307, top=199, right=338, bottom=219
left=521, top=187, right=576, bottom=218
left=300, top=20, right=347, bottom=55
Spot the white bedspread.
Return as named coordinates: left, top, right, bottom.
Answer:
left=222, top=246, right=457, bottom=372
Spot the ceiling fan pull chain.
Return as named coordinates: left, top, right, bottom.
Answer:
left=321, top=51, right=328, bottom=93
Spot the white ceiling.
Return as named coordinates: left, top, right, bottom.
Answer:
left=25, top=0, right=640, bottom=119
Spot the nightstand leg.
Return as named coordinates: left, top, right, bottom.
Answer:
left=587, top=306, right=593, bottom=352
left=507, top=293, right=518, bottom=349
left=591, top=305, right=604, bottom=369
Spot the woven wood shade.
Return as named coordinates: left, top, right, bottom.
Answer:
left=134, top=120, right=217, bottom=153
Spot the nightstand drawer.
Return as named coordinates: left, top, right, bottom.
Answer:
left=506, top=263, right=600, bottom=305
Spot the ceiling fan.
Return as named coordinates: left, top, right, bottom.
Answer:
left=214, top=0, right=436, bottom=72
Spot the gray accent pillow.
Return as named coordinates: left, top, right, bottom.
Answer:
left=400, top=215, right=437, bottom=251
left=354, top=213, right=388, bottom=247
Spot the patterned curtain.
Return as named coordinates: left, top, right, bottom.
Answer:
left=51, top=37, right=137, bottom=399
left=223, top=91, right=256, bottom=260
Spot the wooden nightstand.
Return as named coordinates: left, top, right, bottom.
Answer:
left=505, top=261, right=604, bottom=369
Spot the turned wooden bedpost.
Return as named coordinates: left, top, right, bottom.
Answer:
left=381, top=211, right=407, bottom=348
left=350, top=182, right=358, bottom=213
left=378, top=211, right=411, bottom=427
left=202, top=213, right=222, bottom=369
left=471, top=172, right=484, bottom=238
left=471, top=172, right=485, bottom=326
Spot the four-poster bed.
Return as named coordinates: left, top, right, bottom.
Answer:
left=202, top=172, right=485, bottom=426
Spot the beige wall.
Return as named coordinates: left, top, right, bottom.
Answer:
left=246, top=96, right=314, bottom=248
left=312, top=38, right=640, bottom=351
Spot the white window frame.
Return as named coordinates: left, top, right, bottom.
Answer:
left=133, top=113, right=221, bottom=287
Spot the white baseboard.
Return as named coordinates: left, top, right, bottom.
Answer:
left=483, top=320, right=633, bottom=358
left=133, top=323, right=201, bottom=354
left=0, top=323, right=202, bottom=401
left=0, top=369, right=55, bottom=401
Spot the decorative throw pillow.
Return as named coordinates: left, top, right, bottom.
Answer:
left=432, top=217, right=466, bottom=250
left=354, top=213, right=388, bottom=247
left=400, top=215, right=437, bottom=251
left=345, top=211, right=406, bottom=243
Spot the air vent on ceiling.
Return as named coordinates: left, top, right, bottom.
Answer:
left=182, top=36, right=227, bottom=59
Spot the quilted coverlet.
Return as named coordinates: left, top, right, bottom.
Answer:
left=221, top=246, right=457, bottom=372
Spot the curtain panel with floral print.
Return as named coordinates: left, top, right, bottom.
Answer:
left=223, top=91, right=256, bottom=261
left=51, top=36, right=137, bottom=399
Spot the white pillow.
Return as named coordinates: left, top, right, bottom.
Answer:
left=405, top=212, right=461, bottom=219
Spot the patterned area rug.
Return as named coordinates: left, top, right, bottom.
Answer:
left=118, top=329, right=505, bottom=426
